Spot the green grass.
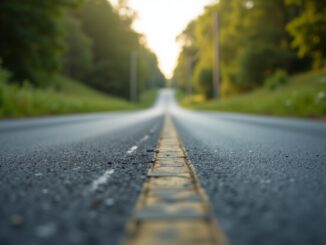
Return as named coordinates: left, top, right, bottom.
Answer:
left=0, top=73, right=158, bottom=118
left=179, top=69, right=326, bottom=118
left=139, top=88, right=159, bottom=108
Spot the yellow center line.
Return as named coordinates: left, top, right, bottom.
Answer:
left=123, top=115, right=227, bottom=245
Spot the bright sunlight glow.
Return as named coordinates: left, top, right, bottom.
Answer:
left=110, top=0, right=215, bottom=79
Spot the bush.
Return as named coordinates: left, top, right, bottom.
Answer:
left=0, top=63, right=11, bottom=106
left=0, top=62, right=11, bottom=83
left=265, top=69, right=289, bottom=90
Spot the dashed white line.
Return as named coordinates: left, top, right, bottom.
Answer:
left=86, top=125, right=157, bottom=192
left=86, top=125, right=158, bottom=194
left=124, top=123, right=159, bottom=155
left=139, top=135, right=150, bottom=143
left=126, top=145, right=138, bottom=154
left=90, top=169, right=115, bottom=192
left=149, top=124, right=158, bottom=134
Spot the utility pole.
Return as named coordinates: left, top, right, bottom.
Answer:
left=185, top=55, right=192, bottom=103
left=130, top=51, right=137, bottom=102
left=212, top=11, right=220, bottom=100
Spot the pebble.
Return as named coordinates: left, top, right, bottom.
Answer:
left=35, top=223, right=57, bottom=238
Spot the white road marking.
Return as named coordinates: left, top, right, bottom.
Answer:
left=125, top=125, right=156, bottom=155
left=90, top=169, right=114, bottom=192
left=126, top=146, right=138, bottom=154
left=149, top=124, right=158, bottom=134
left=87, top=124, right=158, bottom=194
left=139, top=135, right=149, bottom=143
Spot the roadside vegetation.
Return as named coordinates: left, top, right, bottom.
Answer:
left=178, top=69, right=326, bottom=118
left=173, top=0, right=326, bottom=118
left=0, top=0, right=165, bottom=118
left=0, top=66, right=158, bottom=118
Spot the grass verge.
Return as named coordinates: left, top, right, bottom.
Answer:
left=0, top=73, right=158, bottom=118
left=178, top=69, right=326, bottom=119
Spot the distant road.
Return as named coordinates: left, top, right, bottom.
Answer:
left=1, top=89, right=326, bottom=245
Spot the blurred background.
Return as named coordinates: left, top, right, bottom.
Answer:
left=0, top=0, right=325, bottom=118
left=173, top=0, right=326, bottom=118
left=0, top=0, right=166, bottom=118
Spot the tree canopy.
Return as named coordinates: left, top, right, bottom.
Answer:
left=173, top=0, right=324, bottom=99
left=0, top=0, right=79, bottom=84
left=0, top=0, right=165, bottom=99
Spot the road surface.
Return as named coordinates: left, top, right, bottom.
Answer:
left=1, top=89, right=326, bottom=245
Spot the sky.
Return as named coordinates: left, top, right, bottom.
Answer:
left=110, top=0, right=214, bottom=79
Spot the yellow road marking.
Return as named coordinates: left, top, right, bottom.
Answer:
left=124, top=116, right=227, bottom=245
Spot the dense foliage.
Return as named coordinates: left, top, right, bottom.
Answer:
left=0, top=0, right=165, bottom=99
left=286, top=0, right=326, bottom=68
left=0, top=0, right=78, bottom=85
left=173, top=0, right=325, bottom=99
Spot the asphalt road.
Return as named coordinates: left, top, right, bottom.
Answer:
left=0, top=99, right=165, bottom=245
left=1, top=89, right=326, bottom=245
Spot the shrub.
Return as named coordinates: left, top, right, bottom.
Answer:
left=0, top=62, right=11, bottom=107
left=265, top=69, right=289, bottom=90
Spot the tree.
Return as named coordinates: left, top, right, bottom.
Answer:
left=0, top=0, right=164, bottom=99
left=286, top=0, right=326, bottom=68
left=0, top=0, right=79, bottom=85
left=77, top=0, right=164, bottom=98
left=173, top=0, right=308, bottom=99
left=62, top=13, right=93, bottom=81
